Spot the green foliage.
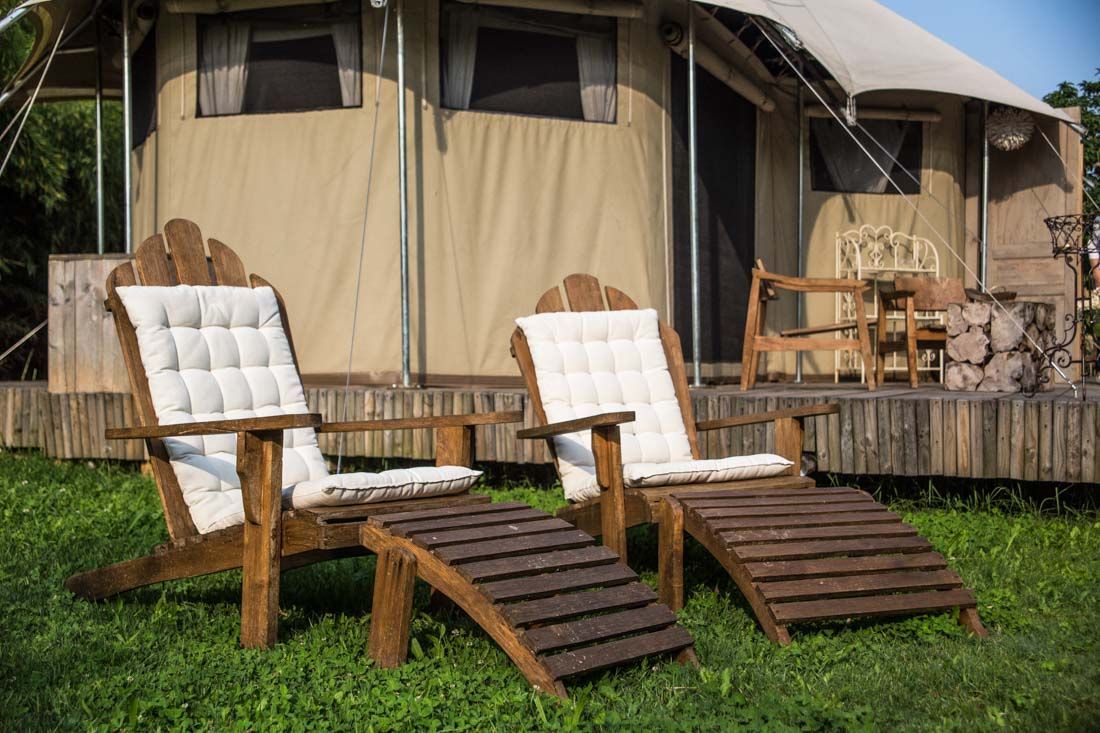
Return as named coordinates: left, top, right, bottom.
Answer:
left=1044, top=69, right=1100, bottom=216
left=0, top=2, right=124, bottom=379
left=0, top=452, right=1098, bottom=731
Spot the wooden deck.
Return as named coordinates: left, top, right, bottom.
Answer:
left=2, top=381, right=1096, bottom=484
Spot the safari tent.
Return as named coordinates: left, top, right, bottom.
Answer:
left=5, top=0, right=1084, bottom=386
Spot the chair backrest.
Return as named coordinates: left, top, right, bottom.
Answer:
left=893, top=276, right=966, bottom=312
left=511, top=275, right=700, bottom=500
left=107, top=219, right=326, bottom=538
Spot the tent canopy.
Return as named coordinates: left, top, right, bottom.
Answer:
left=705, top=0, right=1073, bottom=123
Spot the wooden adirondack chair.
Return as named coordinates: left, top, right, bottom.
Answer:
left=64, top=221, right=693, bottom=698
left=511, top=274, right=986, bottom=644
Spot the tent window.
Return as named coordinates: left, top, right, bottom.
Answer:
left=809, top=119, right=922, bottom=195
left=439, top=1, right=617, bottom=123
left=131, top=28, right=157, bottom=148
left=197, top=1, right=361, bottom=117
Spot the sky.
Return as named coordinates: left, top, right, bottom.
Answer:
left=878, top=0, right=1099, bottom=100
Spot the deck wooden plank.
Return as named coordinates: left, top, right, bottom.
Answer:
left=694, top=502, right=889, bottom=519
left=370, top=501, right=529, bottom=527
left=706, top=510, right=902, bottom=531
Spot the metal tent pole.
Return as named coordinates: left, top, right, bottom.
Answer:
left=794, top=84, right=805, bottom=383
left=978, top=101, right=989, bottom=288
left=687, top=2, right=701, bottom=387
left=95, top=14, right=105, bottom=254
left=122, top=0, right=132, bottom=252
left=396, top=0, right=411, bottom=387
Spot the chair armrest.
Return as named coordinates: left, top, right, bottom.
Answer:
left=106, top=413, right=321, bottom=440
left=317, top=411, right=523, bottom=433
left=516, top=411, right=635, bottom=440
left=753, top=269, right=870, bottom=293
left=695, top=404, right=838, bottom=431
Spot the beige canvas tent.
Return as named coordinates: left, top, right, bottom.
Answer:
left=4, top=0, right=1084, bottom=385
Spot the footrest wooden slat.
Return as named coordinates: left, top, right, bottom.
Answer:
left=769, top=588, right=977, bottom=623
left=746, top=552, right=949, bottom=581
left=457, top=546, right=619, bottom=583
left=723, top=523, right=918, bottom=545
left=757, top=569, right=963, bottom=602
left=436, top=530, right=593, bottom=564
left=389, top=508, right=548, bottom=537
left=480, top=563, right=636, bottom=603
left=695, top=501, right=886, bottom=519
left=736, top=536, right=932, bottom=561
left=541, top=627, right=694, bottom=680
left=683, top=490, right=872, bottom=509
left=522, top=605, right=678, bottom=654
left=369, top=501, right=530, bottom=527
left=708, top=510, right=901, bottom=531
left=502, top=582, right=658, bottom=627
left=411, top=518, right=573, bottom=549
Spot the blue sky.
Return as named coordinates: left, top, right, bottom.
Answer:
left=878, top=0, right=1099, bottom=99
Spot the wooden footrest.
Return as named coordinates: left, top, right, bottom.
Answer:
left=675, top=486, right=981, bottom=642
left=363, top=501, right=692, bottom=686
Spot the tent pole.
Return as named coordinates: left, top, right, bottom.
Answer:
left=687, top=2, right=701, bottom=387
left=794, top=84, right=804, bottom=383
left=396, top=0, right=411, bottom=388
left=122, top=0, right=132, bottom=253
left=978, top=101, right=989, bottom=287
left=95, top=14, right=105, bottom=254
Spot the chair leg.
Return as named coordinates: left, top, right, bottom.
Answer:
left=368, top=547, right=418, bottom=668
left=657, top=499, right=685, bottom=612
left=741, top=276, right=762, bottom=391
left=876, top=304, right=888, bottom=385
left=905, top=300, right=919, bottom=388
left=958, top=607, right=988, bottom=637
left=854, top=300, right=876, bottom=391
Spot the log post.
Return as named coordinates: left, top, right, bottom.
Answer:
left=368, top=547, right=418, bottom=667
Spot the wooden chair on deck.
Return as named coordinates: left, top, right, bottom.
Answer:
left=511, top=274, right=986, bottom=644
left=742, top=259, right=877, bottom=391
left=876, top=276, right=966, bottom=387
left=64, top=220, right=693, bottom=698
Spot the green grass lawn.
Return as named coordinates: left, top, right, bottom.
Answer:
left=1, top=453, right=1097, bottom=732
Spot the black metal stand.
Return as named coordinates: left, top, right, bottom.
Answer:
left=1040, top=215, right=1099, bottom=398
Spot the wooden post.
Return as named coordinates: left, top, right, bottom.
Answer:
left=853, top=291, right=877, bottom=391
left=592, top=424, right=628, bottom=563
left=238, top=429, right=284, bottom=649
left=904, top=298, right=919, bottom=388
left=658, top=499, right=685, bottom=611
left=740, top=273, right=762, bottom=390
left=435, top=425, right=474, bottom=467
left=773, top=417, right=803, bottom=475
left=368, top=547, right=418, bottom=667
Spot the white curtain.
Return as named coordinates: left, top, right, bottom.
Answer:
left=576, top=35, right=616, bottom=123
left=330, top=20, right=361, bottom=107
left=199, top=22, right=251, bottom=116
left=815, top=119, right=908, bottom=194
left=442, top=6, right=479, bottom=110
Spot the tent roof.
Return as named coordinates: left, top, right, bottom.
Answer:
left=705, top=0, right=1073, bottom=122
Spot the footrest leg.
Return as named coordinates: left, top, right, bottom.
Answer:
left=368, top=547, right=418, bottom=668
left=958, top=607, right=987, bottom=637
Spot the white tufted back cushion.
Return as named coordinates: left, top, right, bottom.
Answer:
left=117, top=285, right=335, bottom=533
left=516, top=309, right=694, bottom=501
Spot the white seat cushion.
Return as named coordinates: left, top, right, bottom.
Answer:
left=118, top=285, right=480, bottom=534
left=565, top=454, right=794, bottom=502
left=516, top=308, right=794, bottom=503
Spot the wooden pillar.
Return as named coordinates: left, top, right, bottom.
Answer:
left=368, top=547, right=418, bottom=667
left=238, top=429, right=284, bottom=649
